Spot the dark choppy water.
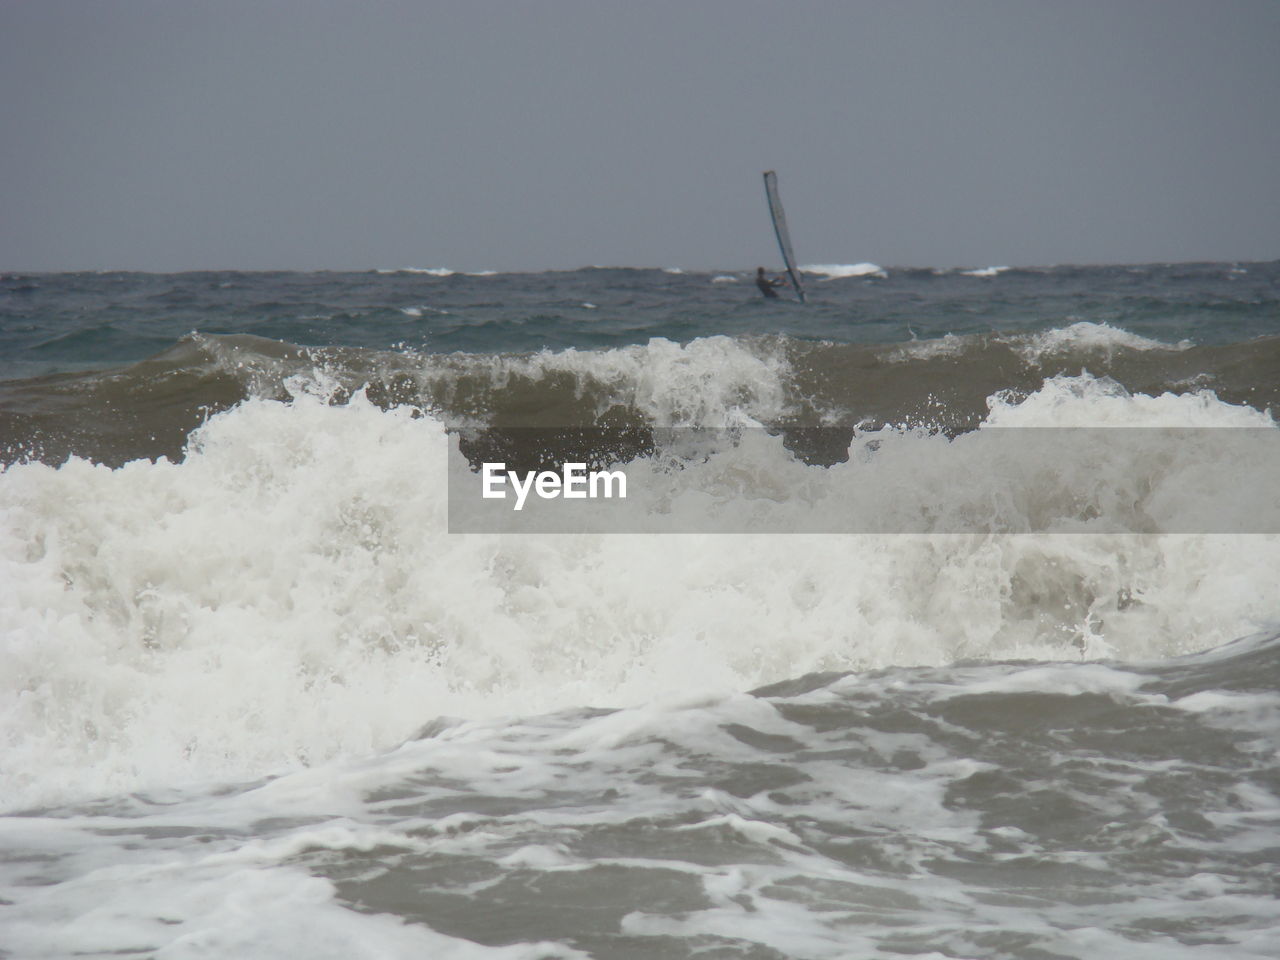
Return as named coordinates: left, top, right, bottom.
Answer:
left=3, top=262, right=1276, bottom=373
left=2, top=262, right=1279, bottom=957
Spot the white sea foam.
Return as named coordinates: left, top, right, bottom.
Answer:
left=3, top=369, right=1279, bottom=811
left=0, top=837, right=580, bottom=959
left=960, top=265, right=1009, bottom=277
left=5, top=651, right=1274, bottom=959
left=710, top=274, right=739, bottom=284
left=1012, top=321, right=1192, bottom=361
left=800, top=263, right=888, bottom=280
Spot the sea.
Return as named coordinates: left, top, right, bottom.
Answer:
left=1, top=261, right=1278, bottom=958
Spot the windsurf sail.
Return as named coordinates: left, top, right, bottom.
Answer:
left=762, top=170, right=806, bottom=303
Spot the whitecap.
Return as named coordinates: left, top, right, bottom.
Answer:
left=800, top=262, right=888, bottom=280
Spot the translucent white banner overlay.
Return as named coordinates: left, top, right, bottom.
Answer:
left=447, top=427, right=1280, bottom=534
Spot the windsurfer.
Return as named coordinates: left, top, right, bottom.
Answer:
left=755, top=267, right=786, bottom=299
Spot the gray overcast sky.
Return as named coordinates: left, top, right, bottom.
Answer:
left=2, top=0, right=1278, bottom=272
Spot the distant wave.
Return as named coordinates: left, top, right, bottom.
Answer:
left=374, top=267, right=499, bottom=277
left=375, top=267, right=456, bottom=276
left=801, top=262, right=888, bottom=279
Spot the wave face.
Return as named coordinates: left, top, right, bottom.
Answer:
left=2, top=264, right=1279, bottom=958
left=3, top=323, right=1280, bottom=467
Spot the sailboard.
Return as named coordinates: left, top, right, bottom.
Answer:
left=762, top=170, right=806, bottom=303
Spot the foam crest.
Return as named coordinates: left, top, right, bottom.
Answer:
left=419, top=335, right=793, bottom=427
left=1013, top=321, right=1191, bottom=361
left=984, top=373, right=1273, bottom=427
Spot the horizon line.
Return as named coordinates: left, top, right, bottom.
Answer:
left=4, top=257, right=1277, bottom=277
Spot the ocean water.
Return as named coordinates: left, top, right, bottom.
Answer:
left=2, top=263, right=1279, bottom=958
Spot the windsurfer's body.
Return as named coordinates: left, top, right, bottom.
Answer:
left=755, top=267, right=787, bottom=299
